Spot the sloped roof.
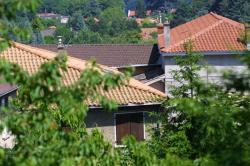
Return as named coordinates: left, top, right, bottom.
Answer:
left=33, top=44, right=161, bottom=67
left=158, top=12, right=246, bottom=53
left=0, top=84, right=17, bottom=97
left=0, top=43, right=166, bottom=106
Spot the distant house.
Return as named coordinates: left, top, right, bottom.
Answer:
left=0, top=84, right=17, bottom=149
left=60, top=16, right=69, bottom=24
left=37, top=13, right=69, bottom=24
left=157, top=12, right=249, bottom=93
left=37, top=13, right=61, bottom=19
left=33, top=44, right=165, bottom=93
left=146, top=10, right=152, bottom=16
left=128, top=9, right=152, bottom=18
left=0, top=43, right=166, bottom=147
left=128, top=10, right=136, bottom=18
left=0, top=84, right=17, bottom=108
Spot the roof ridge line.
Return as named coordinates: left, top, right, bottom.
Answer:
left=209, top=12, right=223, bottom=20
left=165, top=20, right=224, bottom=51
left=14, top=42, right=57, bottom=60
left=167, top=12, right=220, bottom=34
left=14, top=42, right=89, bottom=71
left=209, top=12, right=244, bottom=29
left=14, top=42, right=166, bottom=97
left=32, top=44, right=154, bottom=46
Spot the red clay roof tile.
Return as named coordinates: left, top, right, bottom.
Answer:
left=0, top=42, right=166, bottom=106
left=158, top=12, right=246, bottom=53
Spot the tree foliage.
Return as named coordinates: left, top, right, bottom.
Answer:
left=136, top=0, right=146, bottom=18
left=0, top=2, right=190, bottom=165
left=148, top=40, right=250, bottom=165
left=0, top=0, right=41, bottom=50
left=145, top=0, right=250, bottom=27
left=0, top=54, right=124, bottom=165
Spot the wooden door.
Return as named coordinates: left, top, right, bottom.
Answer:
left=116, top=113, right=131, bottom=144
left=130, top=112, right=144, bottom=141
left=116, top=113, right=144, bottom=144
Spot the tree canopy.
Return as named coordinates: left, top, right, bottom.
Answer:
left=148, top=41, right=250, bottom=165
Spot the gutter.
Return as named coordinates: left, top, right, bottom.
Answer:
left=89, top=102, right=163, bottom=110
left=161, top=51, right=245, bottom=57
left=0, top=87, right=18, bottom=98
left=112, top=64, right=161, bottom=69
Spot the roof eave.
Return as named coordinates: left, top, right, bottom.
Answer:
left=114, top=64, right=161, bottom=68
left=89, top=102, right=163, bottom=110
left=0, top=86, right=18, bottom=98
left=161, top=50, right=246, bottom=56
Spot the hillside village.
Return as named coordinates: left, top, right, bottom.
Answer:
left=0, top=0, right=250, bottom=165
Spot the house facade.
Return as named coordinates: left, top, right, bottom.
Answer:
left=0, top=84, right=17, bottom=108
left=87, top=105, right=161, bottom=145
left=0, top=43, right=166, bottom=147
left=157, top=12, right=249, bottom=93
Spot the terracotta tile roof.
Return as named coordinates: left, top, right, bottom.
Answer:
left=0, top=43, right=166, bottom=106
left=32, top=44, right=161, bottom=67
left=158, top=12, right=246, bottom=53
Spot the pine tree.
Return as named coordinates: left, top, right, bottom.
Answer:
left=218, top=0, right=250, bottom=22
left=68, top=11, right=86, bottom=31
left=136, top=0, right=146, bottom=18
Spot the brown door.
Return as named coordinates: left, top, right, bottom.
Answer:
left=116, top=113, right=144, bottom=144
left=130, top=113, right=144, bottom=141
left=116, top=114, right=131, bottom=145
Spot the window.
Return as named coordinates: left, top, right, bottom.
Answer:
left=1, top=98, right=5, bottom=107
left=115, top=112, right=144, bottom=145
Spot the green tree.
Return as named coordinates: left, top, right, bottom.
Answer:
left=148, top=41, right=203, bottom=158
left=0, top=54, right=130, bottom=165
left=98, top=7, right=126, bottom=36
left=218, top=0, right=250, bottom=23
left=106, top=30, right=142, bottom=44
left=74, top=30, right=103, bottom=44
left=82, top=0, right=101, bottom=17
left=98, top=0, right=125, bottom=10
left=0, top=1, right=195, bottom=165
left=149, top=40, right=250, bottom=165
left=68, top=11, right=86, bottom=31
left=170, top=41, right=203, bottom=98
left=54, top=26, right=74, bottom=44
left=0, top=0, right=40, bottom=50
left=136, top=0, right=146, bottom=18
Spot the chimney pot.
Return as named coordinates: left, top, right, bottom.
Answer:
left=57, top=36, right=64, bottom=50
left=157, top=11, right=164, bottom=34
left=157, top=23, right=164, bottom=34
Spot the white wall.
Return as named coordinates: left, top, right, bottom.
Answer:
left=0, top=128, right=15, bottom=149
left=163, top=54, right=247, bottom=93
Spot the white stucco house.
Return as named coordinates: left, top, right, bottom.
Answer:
left=157, top=12, right=249, bottom=93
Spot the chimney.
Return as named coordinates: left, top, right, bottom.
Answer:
left=157, top=12, right=164, bottom=34
left=246, top=25, right=250, bottom=51
left=157, top=23, right=164, bottom=34
left=164, top=20, right=170, bottom=48
left=57, top=36, right=64, bottom=50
